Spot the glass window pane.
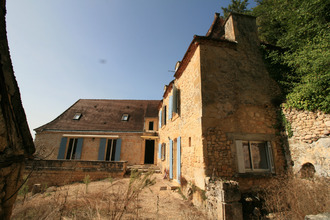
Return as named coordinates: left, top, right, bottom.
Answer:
left=251, top=142, right=268, bottom=169
left=149, top=121, right=154, bottom=130
left=105, top=139, right=112, bottom=161
left=71, top=139, right=78, bottom=159
left=243, top=142, right=252, bottom=169
left=66, top=139, right=74, bottom=159
left=111, top=139, right=117, bottom=161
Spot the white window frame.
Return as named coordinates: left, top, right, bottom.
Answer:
left=236, top=140, right=275, bottom=174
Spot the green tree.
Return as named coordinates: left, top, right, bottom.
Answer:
left=221, top=0, right=250, bottom=18
left=253, top=0, right=330, bottom=113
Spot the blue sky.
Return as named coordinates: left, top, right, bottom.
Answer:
left=6, top=0, right=257, bottom=137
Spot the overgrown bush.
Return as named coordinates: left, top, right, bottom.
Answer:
left=259, top=175, right=330, bottom=219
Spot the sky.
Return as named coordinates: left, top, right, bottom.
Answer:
left=6, top=0, right=257, bottom=137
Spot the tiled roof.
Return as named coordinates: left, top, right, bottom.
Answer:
left=35, top=99, right=160, bottom=133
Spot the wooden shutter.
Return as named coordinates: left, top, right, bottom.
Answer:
left=57, top=137, right=67, bottom=159
left=173, top=86, right=177, bottom=113
left=177, top=137, right=181, bottom=183
left=267, top=141, right=275, bottom=173
left=158, top=143, right=162, bottom=159
left=74, top=138, right=83, bottom=159
left=159, top=109, right=162, bottom=128
left=169, top=139, right=173, bottom=179
left=98, top=138, right=106, bottom=161
left=169, top=95, right=173, bottom=120
left=115, top=138, right=122, bottom=161
left=235, top=140, right=245, bottom=173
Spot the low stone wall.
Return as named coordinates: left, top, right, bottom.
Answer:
left=24, top=159, right=127, bottom=188
left=283, top=108, right=330, bottom=177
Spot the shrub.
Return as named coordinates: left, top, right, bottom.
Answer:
left=259, top=174, right=330, bottom=219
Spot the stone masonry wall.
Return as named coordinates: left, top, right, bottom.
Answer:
left=283, top=108, right=330, bottom=177
left=25, top=159, right=127, bottom=188
left=35, top=132, right=152, bottom=165
left=200, top=13, right=286, bottom=192
left=158, top=46, right=205, bottom=188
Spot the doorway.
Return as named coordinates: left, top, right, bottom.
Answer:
left=144, top=140, right=155, bottom=164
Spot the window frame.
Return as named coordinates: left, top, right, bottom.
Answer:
left=104, top=139, right=118, bottom=161
left=148, top=121, right=154, bottom=131
left=162, top=106, right=167, bottom=126
left=66, top=138, right=78, bottom=160
left=236, top=140, right=275, bottom=174
left=121, top=114, right=129, bottom=121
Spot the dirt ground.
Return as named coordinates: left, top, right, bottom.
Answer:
left=11, top=173, right=207, bottom=220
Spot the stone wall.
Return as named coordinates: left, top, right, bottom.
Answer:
left=158, top=46, right=205, bottom=188
left=25, top=159, right=127, bottom=188
left=35, top=131, right=156, bottom=165
left=200, top=13, right=286, bottom=191
left=283, top=108, right=330, bottom=177
left=205, top=180, right=243, bottom=220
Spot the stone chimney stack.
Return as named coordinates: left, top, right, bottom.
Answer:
left=224, top=13, right=259, bottom=48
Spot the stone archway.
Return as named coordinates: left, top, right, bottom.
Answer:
left=300, top=162, right=316, bottom=179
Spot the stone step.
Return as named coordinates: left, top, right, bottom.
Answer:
left=127, top=165, right=161, bottom=174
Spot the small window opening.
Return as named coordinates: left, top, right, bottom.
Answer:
left=121, top=114, right=129, bottom=121
left=189, top=137, right=191, bottom=147
left=149, top=121, right=154, bottom=131
left=73, top=113, right=82, bottom=120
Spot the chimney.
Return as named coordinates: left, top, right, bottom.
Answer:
left=224, top=13, right=259, bottom=47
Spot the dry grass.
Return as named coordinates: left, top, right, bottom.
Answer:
left=12, top=171, right=206, bottom=220
left=259, top=175, right=330, bottom=219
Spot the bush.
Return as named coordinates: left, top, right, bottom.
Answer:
left=259, top=175, right=330, bottom=219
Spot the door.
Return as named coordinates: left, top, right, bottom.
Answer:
left=144, top=140, right=155, bottom=164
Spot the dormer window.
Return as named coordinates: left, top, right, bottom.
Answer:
left=73, top=113, right=82, bottom=120
left=148, top=121, right=154, bottom=131
left=121, top=114, right=129, bottom=121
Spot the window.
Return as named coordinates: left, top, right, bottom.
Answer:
left=161, top=143, right=166, bottom=161
left=98, top=138, right=122, bottom=161
left=149, top=121, right=154, bottom=131
left=105, top=139, right=117, bottom=161
left=168, top=86, right=181, bottom=120
left=173, top=85, right=180, bottom=116
left=162, top=106, right=167, bottom=125
left=57, top=137, right=83, bottom=160
left=121, top=114, right=129, bottom=121
left=236, top=140, right=274, bottom=173
left=66, top=138, right=78, bottom=159
left=73, top=113, right=82, bottom=120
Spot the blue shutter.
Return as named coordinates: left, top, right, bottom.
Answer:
left=169, top=96, right=173, bottom=120
left=74, top=138, right=83, bottom=159
left=169, top=139, right=173, bottom=179
left=115, top=138, right=122, bottom=161
left=98, top=138, right=107, bottom=161
left=159, top=109, right=162, bottom=129
left=177, top=137, right=181, bottom=183
left=57, top=137, right=67, bottom=159
left=158, top=143, right=162, bottom=159
left=173, top=86, right=177, bottom=113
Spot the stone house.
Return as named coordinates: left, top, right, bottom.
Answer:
left=34, top=99, right=159, bottom=165
left=157, top=13, right=286, bottom=192
left=34, top=13, right=288, bottom=194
